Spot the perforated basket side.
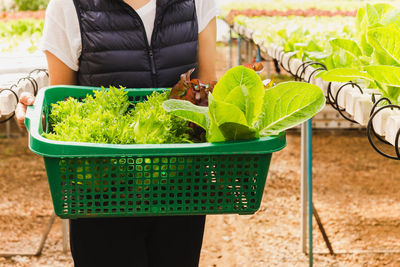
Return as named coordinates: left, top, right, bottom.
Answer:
left=44, top=153, right=272, bottom=218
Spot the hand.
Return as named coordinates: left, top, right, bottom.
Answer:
left=15, top=92, right=35, bottom=129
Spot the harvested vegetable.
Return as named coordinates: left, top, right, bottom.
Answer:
left=44, top=86, right=191, bottom=144
left=163, top=66, right=326, bottom=142
left=132, top=91, right=191, bottom=144
left=44, top=86, right=136, bottom=144
left=169, top=68, right=216, bottom=107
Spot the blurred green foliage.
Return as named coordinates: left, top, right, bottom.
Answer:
left=0, top=19, right=43, bottom=36
left=0, top=19, right=43, bottom=52
left=14, top=0, right=49, bottom=11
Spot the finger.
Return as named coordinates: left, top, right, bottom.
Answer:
left=20, top=92, right=35, bottom=106
left=15, top=102, right=27, bottom=129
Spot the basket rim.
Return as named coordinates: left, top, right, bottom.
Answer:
left=26, top=86, right=287, bottom=157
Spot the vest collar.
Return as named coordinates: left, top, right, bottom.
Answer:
left=157, top=0, right=181, bottom=8
left=114, top=0, right=182, bottom=8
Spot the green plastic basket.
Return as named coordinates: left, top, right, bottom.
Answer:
left=25, top=86, right=286, bottom=219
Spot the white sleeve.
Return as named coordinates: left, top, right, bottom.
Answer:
left=40, top=0, right=82, bottom=71
left=196, top=0, right=220, bottom=33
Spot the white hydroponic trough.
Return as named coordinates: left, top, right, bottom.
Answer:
left=385, top=115, right=400, bottom=147
left=0, top=71, right=48, bottom=116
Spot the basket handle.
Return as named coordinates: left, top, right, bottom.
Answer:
left=25, top=103, right=36, bottom=132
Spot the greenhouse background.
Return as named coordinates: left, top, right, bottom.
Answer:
left=1, top=0, right=400, bottom=266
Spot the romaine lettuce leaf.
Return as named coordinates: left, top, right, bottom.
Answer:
left=367, top=25, right=400, bottom=66
left=373, top=3, right=395, bottom=20
left=208, top=93, right=257, bottom=141
left=366, top=3, right=380, bottom=26
left=162, top=99, right=210, bottom=130
left=317, top=68, right=373, bottom=82
left=164, top=67, right=326, bottom=143
left=364, top=65, right=400, bottom=103
left=257, top=82, right=326, bottom=136
left=382, top=8, right=400, bottom=27
left=213, top=66, right=264, bottom=125
left=330, top=38, right=362, bottom=58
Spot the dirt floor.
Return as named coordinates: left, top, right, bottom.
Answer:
left=1, top=130, right=400, bottom=267
left=1, top=45, right=400, bottom=266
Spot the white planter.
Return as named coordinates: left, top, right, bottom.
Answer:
left=354, top=95, right=374, bottom=126
left=289, top=58, right=303, bottom=76
left=274, top=48, right=279, bottom=60
left=345, top=89, right=368, bottom=116
left=372, top=109, right=400, bottom=136
left=275, top=47, right=284, bottom=60
left=269, top=46, right=276, bottom=59
left=0, top=90, right=18, bottom=116
left=337, top=84, right=353, bottom=109
left=267, top=46, right=273, bottom=57
left=282, top=53, right=296, bottom=71
left=307, top=67, right=324, bottom=85
left=329, top=82, right=342, bottom=97
left=315, top=78, right=330, bottom=96
left=343, top=89, right=376, bottom=116
left=19, top=79, right=36, bottom=95
left=384, top=115, right=400, bottom=147
left=33, top=71, right=49, bottom=90
left=304, top=66, right=316, bottom=83
left=13, top=85, right=24, bottom=98
left=272, top=46, right=277, bottom=59
left=295, top=63, right=305, bottom=79
left=41, top=72, right=50, bottom=89
left=283, top=53, right=291, bottom=70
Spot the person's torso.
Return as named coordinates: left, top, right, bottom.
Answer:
left=72, top=0, right=199, bottom=88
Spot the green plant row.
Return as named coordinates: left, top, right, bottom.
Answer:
left=232, top=3, right=400, bottom=104
left=219, top=0, right=396, bottom=18
left=13, top=0, right=49, bottom=11
left=0, top=18, right=43, bottom=53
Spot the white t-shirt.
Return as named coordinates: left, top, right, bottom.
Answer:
left=41, top=0, right=218, bottom=71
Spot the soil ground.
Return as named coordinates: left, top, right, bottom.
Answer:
left=1, top=46, right=400, bottom=266
left=1, top=131, right=400, bottom=267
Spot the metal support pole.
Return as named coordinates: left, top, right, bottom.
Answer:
left=256, top=46, right=262, bottom=63
left=238, top=35, right=242, bottom=66
left=62, top=220, right=69, bottom=253
left=307, top=119, right=313, bottom=267
left=228, top=28, right=233, bottom=69
left=301, top=122, right=308, bottom=254
left=6, top=120, right=10, bottom=138
left=246, top=40, right=252, bottom=63
left=266, top=57, right=272, bottom=79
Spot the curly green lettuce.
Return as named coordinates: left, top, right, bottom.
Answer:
left=132, top=92, right=191, bottom=144
left=43, top=87, right=191, bottom=145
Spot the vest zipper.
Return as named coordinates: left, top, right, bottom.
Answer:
left=148, top=49, right=157, bottom=76
left=119, top=1, right=159, bottom=87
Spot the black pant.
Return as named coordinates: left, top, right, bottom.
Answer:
left=69, top=216, right=206, bottom=267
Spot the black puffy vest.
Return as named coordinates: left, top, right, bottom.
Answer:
left=72, top=0, right=198, bottom=88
